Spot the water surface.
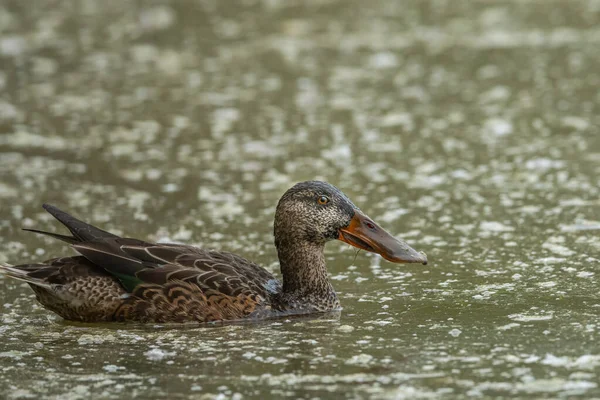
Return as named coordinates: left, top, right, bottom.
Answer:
left=1, top=0, right=600, bottom=398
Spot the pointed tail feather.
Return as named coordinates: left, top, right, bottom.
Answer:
left=42, top=204, right=119, bottom=242
left=22, top=228, right=79, bottom=244
left=0, top=263, right=52, bottom=289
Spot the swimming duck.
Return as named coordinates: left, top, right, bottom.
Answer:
left=0, top=181, right=427, bottom=323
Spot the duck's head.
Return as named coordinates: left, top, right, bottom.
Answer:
left=274, top=181, right=427, bottom=265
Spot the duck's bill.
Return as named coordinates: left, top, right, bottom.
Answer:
left=338, top=210, right=428, bottom=265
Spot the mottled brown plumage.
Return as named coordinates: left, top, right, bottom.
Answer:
left=13, top=257, right=126, bottom=322
left=0, top=181, right=427, bottom=323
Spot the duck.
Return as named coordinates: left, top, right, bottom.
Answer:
left=0, top=181, right=427, bottom=323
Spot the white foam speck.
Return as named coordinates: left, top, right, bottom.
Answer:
left=497, top=323, right=520, bottom=331
left=0, top=36, right=27, bottom=56
left=345, top=354, right=374, bottom=365
left=162, top=183, right=179, bottom=193
left=480, top=221, right=514, bottom=232
left=576, top=271, right=594, bottom=278
left=562, top=116, right=590, bottom=131
left=484, top=118, right=513, bottom=136
left=139, top=6, right=176, bottom=31
left=103, top=364, right=120, bottom=372
left=480, top=85, right=510, bottom=102
left=542, top=353, right=569, bottom=367
left=379, top=208, right=409, bottom=222
left=508, top=313, right=553, bottom=322
left=380, top=112, right=414, bottom=130
left=369, top=52, right=398, bottom=69
left=540, top=354, right=600, bottom=370
left=330, top=274, right=348, bottom=281
left=0, top=100, right=22, bottom=121
left=536, top=257, right=566, bottom=264
left=337, top=325, right=355, bottom=333
left=0, top=131, right=68, bottom=150
left=525, top=158, right=565, bottom=171
left=322, top=144, right=352, bottom=161
left=542, top=242, right=575, bottom=257
left=449, top=328, right=462, bottom=337
left=561, top=222, right=600, bottom=232
left=144, top=348, right=175, bottom=361
left=560, top=198, right=596, bottom=207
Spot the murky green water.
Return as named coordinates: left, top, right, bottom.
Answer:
left=1, top=0, right=600, bottom=398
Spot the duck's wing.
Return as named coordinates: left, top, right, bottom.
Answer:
left=73, top=238, right=280, bottom=322
left=73, top=238, right=277, bottom=297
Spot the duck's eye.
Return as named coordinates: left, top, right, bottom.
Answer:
left=317, top=195, right=330, bottom=205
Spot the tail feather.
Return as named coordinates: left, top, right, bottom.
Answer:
left=21, top=228, right=79, bottom=244
left=41, top=204, right=119, bottom=242
left=0, top=263, right=52, bottom=289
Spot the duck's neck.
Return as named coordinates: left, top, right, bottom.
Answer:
left=275, top=238, right=338, bottom=309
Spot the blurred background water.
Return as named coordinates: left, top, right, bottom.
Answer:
left=1, top=0, right=600, bottom=398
